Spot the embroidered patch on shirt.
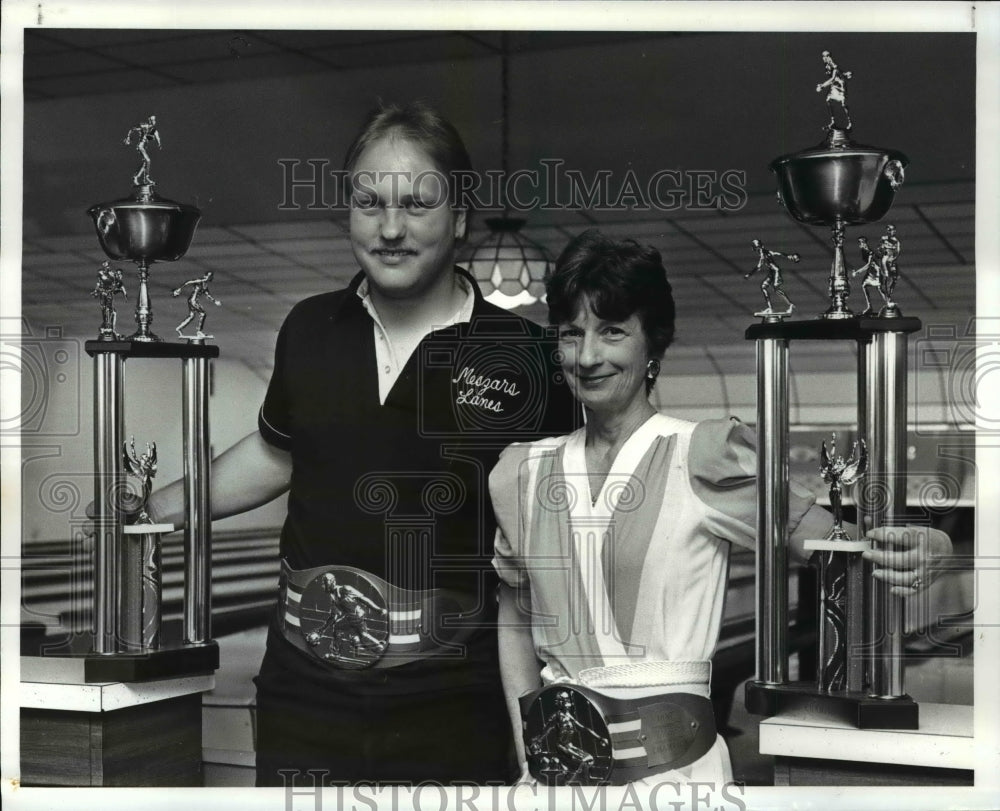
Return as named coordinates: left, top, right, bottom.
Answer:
left=452, top=366, right=522, bottom=414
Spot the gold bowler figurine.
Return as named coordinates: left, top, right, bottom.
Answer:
left=172, top=270, right=222, bottom=340
left=123, top=115, right=161, bottom=189
left=745, top=238, right=800, bottom=319
left=92, top=260, right=128, bottom=340
left=851, top=224, right=903, bottom=317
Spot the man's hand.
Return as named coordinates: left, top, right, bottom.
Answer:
left=84, top=486, right=151, bottom=533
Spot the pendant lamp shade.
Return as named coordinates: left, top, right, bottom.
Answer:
left=463, top=217, right=549, bottom=299
left=460, top=33, right=552, bottom=307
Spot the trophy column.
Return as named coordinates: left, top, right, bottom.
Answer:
left=93, top=351, right=124, bottom=654
left=744, top=318, right=921, bottom=728
left=861, top=327, right=912, bottom=698
left=84, top=340, right=221, bottom=679
left=183, top=354, right=212, bottom=644
left=755, top=334, right=790, bottom=686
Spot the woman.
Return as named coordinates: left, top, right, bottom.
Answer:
left=490, top=229, right=950, bottom=786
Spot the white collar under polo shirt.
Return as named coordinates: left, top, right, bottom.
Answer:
left=356, top=273, right=477, bottom=405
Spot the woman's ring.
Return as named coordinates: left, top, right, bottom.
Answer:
left=910, top=575, right=923, bottom=590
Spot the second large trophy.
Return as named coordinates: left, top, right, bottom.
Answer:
left=745, top=52, right=922, bottom=728
left=81, top=117, right=218, bottom=678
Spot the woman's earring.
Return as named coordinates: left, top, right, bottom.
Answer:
left=646, top=359, right=661, bottom=380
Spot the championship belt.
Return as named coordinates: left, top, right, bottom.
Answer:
left=278, top=560, right=479, bottom=670
left=520, top=684, right=716, bottom=786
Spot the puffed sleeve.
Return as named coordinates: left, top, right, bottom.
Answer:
left=489, top=443, right=535, bottom=589
left=689, top=418, right=815, bottom=551
left=258, top=315, right=293, bottom=451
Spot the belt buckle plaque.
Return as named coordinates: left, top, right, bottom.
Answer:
left=297, top=566, right=390, bottom=669
left=524, top=685, right=614, bottom=786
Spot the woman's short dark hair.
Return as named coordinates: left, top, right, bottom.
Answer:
left=547, top=229, right=676, bottom=359
left=343, top=100, right=473, bottom=208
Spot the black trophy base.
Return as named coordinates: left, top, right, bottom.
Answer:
left=745, top=680, right=919, bottom=730
left=24, top=630, right=219, bottom=683
left=745, top=315, right=922, bottom=342
left=85, top=338, right=220, bottom=359
left=81, top=642, right=219, bottom=682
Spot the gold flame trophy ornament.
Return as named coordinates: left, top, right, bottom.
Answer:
left=744, top=53, right=921, bottom=728
left=77, top=117, right=218, bottom=679
left=120, top=437, right=172, bottom=652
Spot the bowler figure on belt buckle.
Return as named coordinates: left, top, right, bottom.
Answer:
left=820, top=433, right=867, bottom=541
left=300, top=570, right=389, bottom=668
left=523, top=687, right=614, bottom=786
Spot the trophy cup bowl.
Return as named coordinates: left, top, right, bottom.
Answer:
left=89, top=193, right=201, bottom=262
left=770, top=131, right=908, bottom=319
left=771, top=140, right=909, bottom=226
left=88, top=189, right=201, bottom=341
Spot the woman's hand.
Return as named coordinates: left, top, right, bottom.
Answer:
left=862, top=525, right=952, bottom=597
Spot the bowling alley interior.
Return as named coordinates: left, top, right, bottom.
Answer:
left=12, top=24, right=982, bottom=790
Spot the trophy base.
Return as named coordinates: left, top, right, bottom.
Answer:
left=86, top=339, right=220, bottom=360
left=745, top=680, right=919, bottom=730
left=746, top=315, right=922, bottom=342
left=24, top=631, right=220, bottom=683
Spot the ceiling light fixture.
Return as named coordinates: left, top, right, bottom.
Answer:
left=461, top=33, right=552, bottom=309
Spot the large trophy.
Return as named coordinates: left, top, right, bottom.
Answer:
left=79, top=117, right=218, bottom=679
left=744, top=53, right=921, bottom=728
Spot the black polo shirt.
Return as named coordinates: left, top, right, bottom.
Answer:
left=259, top=268, right=578, bottom=604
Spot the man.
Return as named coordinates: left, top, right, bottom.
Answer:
left=146, top=102, right=576, bottom=785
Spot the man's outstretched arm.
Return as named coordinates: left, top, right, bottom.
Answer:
left=146, top=430, right=292, bottom=528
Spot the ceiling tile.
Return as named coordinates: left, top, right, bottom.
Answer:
left=24, top=50, right=126, bottom=80
left=104, top=32, right=280, bottom=66
left=158, top=51, right=334, bottom=84
left=25, top=69, right=182, bottom=99
left=307, top=33, right=495, bottom=70
left=227, top=221, right=342, bottom=240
